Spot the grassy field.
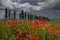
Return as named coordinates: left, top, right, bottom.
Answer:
left=0, top=19, right=60, bottom=40
left=47, top=20, right=60, bottom=35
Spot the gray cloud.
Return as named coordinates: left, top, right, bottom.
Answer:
left=0, top=0, right=60, bottom=19
left=1, top=0, right=60, bottom=11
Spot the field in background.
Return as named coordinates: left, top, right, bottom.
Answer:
left=48, top=20, right=60, bottom=35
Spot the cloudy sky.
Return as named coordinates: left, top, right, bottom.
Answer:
left=0, top=0, right=60, bottom=19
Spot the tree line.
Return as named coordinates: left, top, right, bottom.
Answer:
left=5, top=8, right=50, bottom=21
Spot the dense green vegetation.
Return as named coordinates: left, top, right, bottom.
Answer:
left=0, top=19, right=60, bottom=40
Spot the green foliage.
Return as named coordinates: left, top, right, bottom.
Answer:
left=0, top=19, right=59, bottom=40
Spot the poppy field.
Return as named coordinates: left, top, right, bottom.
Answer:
left=0, top=18, right=60, bottom=40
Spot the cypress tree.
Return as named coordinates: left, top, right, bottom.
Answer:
left=30, top=13, right=32, bottom=20
left=19, top=13, right=22, bottom=19
left=9, top=10, right=10, bottom=19
left=46, top=17, right=50, bottom=21
left=21, top=10, right=24, bottom=19
left=21, top=10, right=24, bottom=15
left=14, top=10, right=16, bottom=19
left=31, top=14, right=33, bottom=19
left=25, top=12, right=26, bottom=19
left=28, top=12, right=30, bottom=20
left=5, top=8, right=7, bottom=19
left=43, top=17, right=46, bottom=20
left=39, top=16, right=41, bottom=18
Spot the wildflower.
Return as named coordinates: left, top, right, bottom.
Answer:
left=48, top=28, right=57, bottom=33
left=29, top=33, right=37, bottom=40
left=19, top=38, right=24, bottom=40
left=14, top=19, right=19, bottom=23
left=52, top=28, right=57, bottom=33
left=40, top=20, right=46, bottom=24
left=49, top=24, right=54, bottom=27
left=32, top=20, right=39, bottom=28
left=39, top=18, right=43, bottom=21
left=47, top=24, right=54, bottom=29
left=26, top=33, right=29, bottom=37
left=48, top=29, right=53, bottom=33
left=27, top=20, right=33, bottom=25
left=17, top=29, right=24, bottom=35
left=6, top=19, right=12, bottom=25
left=13, top=27, right=17, bottom=30
left=14, top=33, right=19, bottom=39
left=39, top=19, right=46, bottom=26
left=32, top=23, right=37, bottom=28
left=33, top=18, right=38, bottom=21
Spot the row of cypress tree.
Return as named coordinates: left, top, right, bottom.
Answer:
left=5, top=8, right=50, bottom=20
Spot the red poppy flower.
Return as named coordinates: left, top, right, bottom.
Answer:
left=48, top=29, right=52, bottom=33
left=33, top=18, right=38, bottom=21
left=29, top=33, right=37, bottom=40
left=14, top=33, right=19, bottom=39
left=14, top=19, right=19, bottom=23
left=39, top=20, right=46, bottom=24
left=47, top=24, right=54, bottom=28
left=27, top=20, right=33, bottom=25
left=52, top=28, right=57, bottom=33
left=39, top=19, right=46, bottom=26
left=17, top=29, right=24, bottom=35
left=6, top=19, right=12, bottom=25
left=48, top=28, right=57, bottom=33
left=19, top=38, right=24, bottom=40
left=13, top=27, right=17, bottom=30
left=32, top=23, right=37, bottom=28
left=39, top=18, right=43, bottom=21
left=49, top=24, right=54, bottom=27
left=32, top=20, right=39, bottom=28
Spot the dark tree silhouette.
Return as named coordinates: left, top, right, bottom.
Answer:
left=29, top=13, right=33, bottom=20
left=46, top=17, right=50, bottom=21
left=42, top=16, right=46, bottom=20
left=39, top=16, right=41, bottom=18
left=19, top=13, right=22, bottom=19
left=14, top=10, right=16, bottom=19
left=41, top=16, right=50, bottom=21
left=28, top=12, right=30, bottom=20
left=21, top=10, right=24, bottom=19
left=24, top=12, right=26, bottom=19
left=31, top=14, right=33, bottom=20
left=9, top=10, right=10, bottom=19
left=5, top=8, right=7, bottom=19
left=21, top=10, right=24, bottom=15
left=34, top=15, right=39, bottom=20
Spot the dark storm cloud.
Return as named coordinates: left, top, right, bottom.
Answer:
left=1, top=0, right=60, bottom=11
left=0, top=0, right=60, bottom=19
left=32, top=8, right=60, bottom=19
left=20, top=0, right=44, bottom=5
left=52, top=2, right=60, bottom=10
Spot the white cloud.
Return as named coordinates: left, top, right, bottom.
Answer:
left=32, top=6, right=42, bottom=10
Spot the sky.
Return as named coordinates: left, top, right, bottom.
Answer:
left=0, top=0, right=60, bottom=19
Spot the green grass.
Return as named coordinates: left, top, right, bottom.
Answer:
left=0, top=19, right=60, bottom=40
left=48, top=20, right=60, bottom=35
